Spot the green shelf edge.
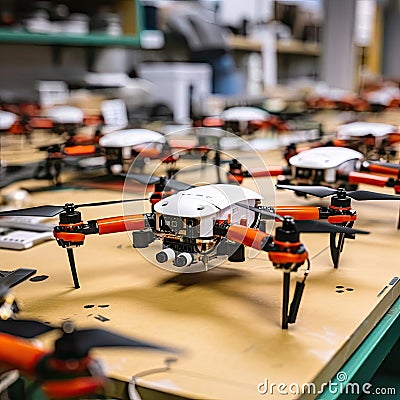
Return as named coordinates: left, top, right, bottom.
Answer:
left=0, top=29, right=141, bottom=47
left=317, top=296, right=400, bottom=400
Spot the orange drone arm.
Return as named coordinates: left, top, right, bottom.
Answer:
left=367, top=163, right=399, bottom=176
left=348, top=171, right=389, bottom=187
left=0, top=334, right=46, bottom=374
left=42, top=377, right=105, bottom=399
left=63, top=145, right=97, bottom=156
left=227, top=225, right=270, bottom=250
left=96, top=214, right=146, bottom=235
left=389, top=133, right=400, bottom=144
left=274, top=206, right=320, bottom=220
left=249, top=166, right=284, bottom=177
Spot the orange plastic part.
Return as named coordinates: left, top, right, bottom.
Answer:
left=249, top=166, right=284, bottom=178
left=53, top=231, right=85, bottom=243
left=30, top=118, right=53, bottom=129
left=42, top=376, right=105, bottom=399
left=332, top=139, right=347, bottom=147
left=227, top=225, right=270, bottom=250
left=348, top=172, right=388, bottom=187
left=328, top=215, right=357, bottom=224
left=268, top=251, right=308, bottom=264
left=203, top=117, right=224, bottom=127
left=0, top=334, right=45, bottom=373
left=64, top=145, right=96, bottom=156
left=97, top=214, right=145, bottom=234
left=368, top=164, right=399, bottom=176
left=389, top=133, right=400, bottom=144
left=275, top=206, right=320, bottom=220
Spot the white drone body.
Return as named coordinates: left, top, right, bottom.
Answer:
left=220, top=106, right=270, bottom=135
left=337, top=122, right=397, bottom=142
left=99, top=129, right=166, bottom=174
left=47, top=106, right=84, bottom=124
left=0, top=110, right=18, bottom=130
left=288, top=147, right=363, bottom=184
left=152, top=184, right=262, bottom=268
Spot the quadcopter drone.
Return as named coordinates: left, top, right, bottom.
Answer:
left=287, top=122, right=400, bottom=161
left=246, top=146, right=400, bottom=194
left=0, top=181, right=379, bottom=329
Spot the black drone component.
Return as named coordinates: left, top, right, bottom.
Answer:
left=275, top=216, right=300, bottom=243
left=0, top=319, right=53, bottom=339
left=276, top=184, right=400, bottom=201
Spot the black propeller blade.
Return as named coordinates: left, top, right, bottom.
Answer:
left=0, top=319, right=54, bottom=338
left=277, top=184, right=400, bottom=201
left=237, top=203, right=369, bottom=235
left=237, top=203, right=284, bottom=221
left=346, top=190, right=400, bottom=201
left=293, top=220, right=369, bottom=235
left=0, top=268, right=37, bottom=289
left=54, top=326, right=181, bottom=359
left=124, top=173, right=192, bottom=192
left=0, top=205, right=65, bottom=218
left=0, top=199, right=148, bottom=218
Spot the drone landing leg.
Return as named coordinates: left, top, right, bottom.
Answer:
left=67, top=248, right=80, bottom=289
left=397, top=206, right=400, bottom=230
left=282, top=272, right=290, bottom=329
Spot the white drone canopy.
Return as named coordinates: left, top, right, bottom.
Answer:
left=47, top=105, right=84, bottom=124
left=154, top=184, right=262, bottom=218
left=290, top=147, right=363, bottom=169
left=220, top=106, right=269, bottom=122
left=99, top=129, right=166, bottom=148
left=0, top=110, right=18, bottom=130
left=337, top=122, right=397, bottom=138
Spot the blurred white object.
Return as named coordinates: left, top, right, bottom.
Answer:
left=101, top=99, right=129, bottom=134
left=99, top=129, right=166, bottom=148
left=47, top=105, right=84, bottom=124
left=337, top=122, right=397, bottom=138
left=0, top=111, right=17, bottom=130
left=220, top=106, right=269, bottom=121
left=2, top=190, right=31, bottom=208
left=36, top=81, right=69, bottom=108
left=24, top=10, right=52, bottom=33
left=62, top=13, right=89, bottom=34
left=354, top=0, right=376, bottom=47
left=138, top=63, right=212, bottom=123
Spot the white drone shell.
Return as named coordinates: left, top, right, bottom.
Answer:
left=220, top=106, right=269, bottom=122
left=154, top=184, right=262, bottom=218
left=290, top=147, right=363, bottom=169
left=99, top=129, right=166, bottom=148
left=337, top=122, right=397, bottom=139
left=47, top=106, right=84, bottom=124
left=0, top=110, right=18, bottom=130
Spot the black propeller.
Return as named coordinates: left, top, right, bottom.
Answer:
left=54, top=322, right=180, bottom=359
left=237, top=203, right=369, bottom=235
left=277, top=184, right=400, bottom=201
left=124, top=173, right=193, bottom=192
left=0, top=198, right=148, bottom=218
left=0, top=319, right=53, bottom=338
left=0, top=319, right=180, bottom=356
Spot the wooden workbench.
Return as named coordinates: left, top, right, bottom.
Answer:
left=1, top=134, right=400, bottom=400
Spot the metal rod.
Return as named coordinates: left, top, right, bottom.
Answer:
left=282, top=272, right=290, bottom=329
left=67, top=248, right=80, bottom=289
